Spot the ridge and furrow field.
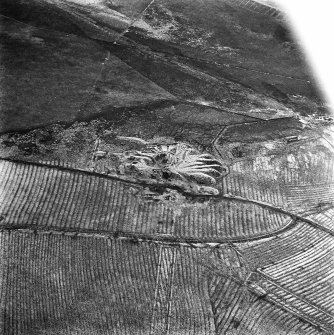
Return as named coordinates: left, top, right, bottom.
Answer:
left=0, top=160, right=291, bottom=240
left=0, top=230, right=325, bottom=335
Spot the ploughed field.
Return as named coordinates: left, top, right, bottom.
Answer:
left=0, top=230, right=331, bottom=335
left=1, top=128, right=334, bottom=334
left=1, top=153, right=334, bottom=334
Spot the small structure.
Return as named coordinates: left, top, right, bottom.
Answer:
left=285, top=135, right=299, bottom=143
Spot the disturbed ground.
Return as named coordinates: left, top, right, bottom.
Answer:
left=1, top=0, right=334, bottom=335
left=0, top=0, right=332, bottom=193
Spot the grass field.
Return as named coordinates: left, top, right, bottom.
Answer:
left=0, top=17, right=173, bottom=134
left=1, top=0, right=327, bottom=135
